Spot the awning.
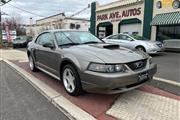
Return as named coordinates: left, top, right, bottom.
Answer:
left=97, top=22, right=112, bottom=27
left=119, top=18, right=141, bottom=25
left=151, top=12, right=180, bottom=26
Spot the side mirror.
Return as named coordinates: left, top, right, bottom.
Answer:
left=43, top=43, right=55, bottom=49
left=127, top=38, right=133, bottom=41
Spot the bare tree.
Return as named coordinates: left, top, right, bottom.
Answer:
left=2, top=13, right=26, bottom=35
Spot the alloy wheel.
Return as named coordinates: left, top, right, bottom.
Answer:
left=63, top=68, right=76, bottom=93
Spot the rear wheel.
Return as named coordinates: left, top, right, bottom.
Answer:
left=28, top=55, right=38, bottom=72
left=62, top=64, right=83, bottom=96
left=136, top=46, right=146, bottom=52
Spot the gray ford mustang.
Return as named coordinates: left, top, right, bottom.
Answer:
left=27, top=30, right=157, bottom=96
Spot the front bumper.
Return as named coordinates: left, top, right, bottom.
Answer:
left=146, top=46, right=164, bottom=54
left=13, top=43, right=27, bottom=47
left=80, top=64, right=157, bottom=94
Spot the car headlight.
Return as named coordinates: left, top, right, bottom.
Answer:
left=147, top=43, right=155, bottom=47
left=88, top=63, right=127, bottom=73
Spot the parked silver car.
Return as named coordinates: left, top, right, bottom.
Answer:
left=27, top=30, right=157, bottom=96
left=103, top=34, right=164, bottom=54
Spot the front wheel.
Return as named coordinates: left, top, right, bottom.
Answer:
left=136, top=46, right=146, bottom=52
left=62, top=64, right=83, bottom=96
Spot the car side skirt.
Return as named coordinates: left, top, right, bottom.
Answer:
left=37, top=66, right=61, bottom=81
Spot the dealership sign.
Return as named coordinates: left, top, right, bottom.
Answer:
left=2, top=30, right=17, bottom=42
left=97, top=7, right=142, bottom=22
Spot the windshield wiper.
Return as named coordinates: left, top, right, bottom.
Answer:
left=59, top=43, right=80, bottom=46
left=83, top=41, right=100, bottom=44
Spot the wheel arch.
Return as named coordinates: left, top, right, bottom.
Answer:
left=59, top=58, right=81, bottom=79
left=135, top=45, right=146, bottom=52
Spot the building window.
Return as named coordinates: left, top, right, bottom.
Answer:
left=76, top=24, right=81, bottom=29
left=70, top=23, right=76, bottom=29
left=157, top=25, right=180, bottom=42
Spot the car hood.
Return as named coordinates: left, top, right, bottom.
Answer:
left=64, top=43, right=149, bottom=63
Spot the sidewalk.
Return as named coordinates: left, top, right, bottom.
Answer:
left=0, top=49, right=28, bottom=61
left=1, top=49, right=180, bottom=120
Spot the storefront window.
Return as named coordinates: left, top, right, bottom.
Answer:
left=157, top=25, right=180, bottom=42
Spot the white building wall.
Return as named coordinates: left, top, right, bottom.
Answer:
left=96, top=1, right=145, bottom=36
left=26, top=15, right=90, bottom=37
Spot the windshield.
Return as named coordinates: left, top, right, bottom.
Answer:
left=55, top=31, right=103, bottom=46
left=130, top=35, right=148, bottom=41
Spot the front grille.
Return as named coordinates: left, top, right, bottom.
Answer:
left=126, top=59, right=147, bottom=71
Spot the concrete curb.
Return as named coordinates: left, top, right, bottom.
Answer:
left=154, top=77, right=180, bottom=87
left=3, top=60, right=96, bottom=120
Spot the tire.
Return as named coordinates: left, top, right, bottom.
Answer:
left=13, top=45, right=16, bottom=48
left=62, top=64, right=83, bottom=96
left=136, top=46, right=146, bottom=52
left=28, top=55, right=38, bottom=72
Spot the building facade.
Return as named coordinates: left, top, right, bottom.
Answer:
left=26, top=13, right=90, bottom=37
left=90, top=0, right=180, bottom=42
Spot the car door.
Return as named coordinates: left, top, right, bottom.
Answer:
left=105, top=35, right=122, bottom=44
left=34, top=32, right=60, bottom=76
left=118, top=35, right=134, bottom=49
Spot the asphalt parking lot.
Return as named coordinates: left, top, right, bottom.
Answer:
left=152, top=52, right=180, bottom=82
left=0, top=61, right=70, bottom=120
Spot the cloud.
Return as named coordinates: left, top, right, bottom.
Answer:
left=2, top=0, right=116, bottom=24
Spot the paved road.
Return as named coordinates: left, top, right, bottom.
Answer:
left=152, top=52, right=180, bottom=82
left=0, top=61, right=70, bottom=120
left=150, top=52, right=180, bottom=95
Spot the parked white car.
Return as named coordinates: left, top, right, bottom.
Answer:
left=103, top=34, right=164, bottom=54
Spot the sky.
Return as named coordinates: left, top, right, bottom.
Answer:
left=1, top=0, right=117, bottom=24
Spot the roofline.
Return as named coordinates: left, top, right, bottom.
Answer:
left=36, top=13, right=90, bottom=22
left=36, top=13, right=65, bottom=22
left=65, top=17, right=90, bottom=21
left=43, top=29, right=89, bottom=33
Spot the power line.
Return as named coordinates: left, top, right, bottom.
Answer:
left=8, top=3, right=46, bottom=17
left=68, top=4, right=90, bottom=18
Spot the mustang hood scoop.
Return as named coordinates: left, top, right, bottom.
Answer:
left=90, top=44, right=120, bottom=49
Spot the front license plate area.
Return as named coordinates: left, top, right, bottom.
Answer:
left=138, top=72, right=149, bottom=82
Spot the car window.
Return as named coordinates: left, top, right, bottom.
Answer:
left=120, top=35, right=132, bottom=41
left=107, top=35, right=120, bottom=39
left=36, top=33, right=54, bottom=45
left=55, top=32, right=72, bottom=45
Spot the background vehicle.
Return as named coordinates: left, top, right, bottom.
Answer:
left=27, top=30, right=157, bottom=96
left=103, top=34, right=164, bottom=54
left=13, top=36, right=33, bottom=48
left=163, top=39, right=180, bottom=52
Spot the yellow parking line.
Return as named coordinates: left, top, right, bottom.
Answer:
left=153, top=77, right=180, bottom=87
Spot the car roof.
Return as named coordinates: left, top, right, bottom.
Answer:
left=105, top=33, right=129, bottom=38
left=43, top=29, right=88, bottom=33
